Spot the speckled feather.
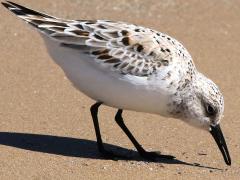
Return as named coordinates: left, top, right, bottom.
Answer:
left=2, top=1, right=195, bottom=78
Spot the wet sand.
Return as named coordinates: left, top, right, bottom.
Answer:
left=0, top=0, right=240, bottom=179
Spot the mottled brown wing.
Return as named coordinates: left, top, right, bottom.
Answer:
left=80, top=21, right=173, bottom=77
left=3, top=1, right=173, bottom=77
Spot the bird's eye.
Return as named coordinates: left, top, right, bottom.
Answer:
left=206, top=104, right=216, bottom=116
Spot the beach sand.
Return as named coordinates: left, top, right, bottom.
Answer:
left=0, top=0, right=240, bottom=179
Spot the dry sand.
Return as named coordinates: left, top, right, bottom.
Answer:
left=0, top=0, right=240, bottom=179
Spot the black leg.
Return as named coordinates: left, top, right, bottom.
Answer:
left=90, top=102, right=125, bottom=159
left=90, top=102, right=104, bottom=152
left=115, top=109, right=175, bottom=160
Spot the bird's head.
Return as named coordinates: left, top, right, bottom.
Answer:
left=180, top=73, right=224, bottom=129
left=172, top=72, right=231, bottom=165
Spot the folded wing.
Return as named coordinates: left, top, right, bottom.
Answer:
left=2, top=1, right=174, bottom=77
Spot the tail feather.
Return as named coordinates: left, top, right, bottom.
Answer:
left=1, top=1, right=72, bottom=39
left=2, top=1, right=91, bottom=45
left=2, top=1, right=53, bottom=18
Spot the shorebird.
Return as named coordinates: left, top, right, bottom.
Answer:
left=2, top=1, right=231, bottom=165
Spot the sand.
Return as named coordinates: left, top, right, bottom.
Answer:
left=0, top=0, right=240, bottom=179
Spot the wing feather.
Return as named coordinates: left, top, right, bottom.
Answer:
left=3, top=1, right=176, bottom=77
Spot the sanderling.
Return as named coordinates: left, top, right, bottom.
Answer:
left=2, top=1, right=231, bottom=165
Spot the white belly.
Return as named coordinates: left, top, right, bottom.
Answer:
left=43, top=38, right=173, bottom=115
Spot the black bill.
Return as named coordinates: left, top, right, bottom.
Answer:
left=210, top=124, right=231, bottom=165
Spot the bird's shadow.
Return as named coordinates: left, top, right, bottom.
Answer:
left=0, top=132, right=221, bottom=170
